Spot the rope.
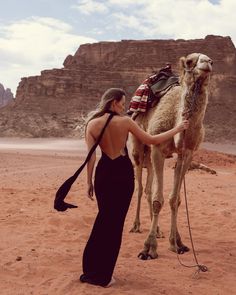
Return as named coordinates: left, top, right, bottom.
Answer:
left=175, top=130, right=208, bottom=274
left=174, top=74, right=208, bottom=275
left=177, top=168, right=208, bottom=273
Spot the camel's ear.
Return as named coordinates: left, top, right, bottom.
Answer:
left=179, top=57, right=185, bottom=69
left=179, top=56, right=187, bottom=84
left=179, top=56, right=186, bottom=74
left=179, top=56, right=186, bottom=69
left=179, top=55, right=195, bottom=72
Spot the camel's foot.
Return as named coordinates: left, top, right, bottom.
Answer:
left=169, top=236, right=190, bottom=254
left=138, top=251, right=158, bottom=260
left=156, top=226, right=165, bottom=238
left=169, top=244, right=190, bottom=254
left=130, top=221, right=141, bottom=233
left=138, top=235, right=158, bottom=260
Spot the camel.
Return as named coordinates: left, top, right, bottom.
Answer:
left=130, top=53, right=213, bottom=259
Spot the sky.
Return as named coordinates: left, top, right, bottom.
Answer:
left=0, top=0, right=235, bottom=95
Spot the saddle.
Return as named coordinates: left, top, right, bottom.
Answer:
left=128, top=65, right=180, bottom=116
left=148, top=66, right=179, bottom=108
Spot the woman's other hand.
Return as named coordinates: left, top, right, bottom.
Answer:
left=87, top=183, right=94, bottom=200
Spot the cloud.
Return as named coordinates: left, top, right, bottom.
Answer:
left=0, top=17, right=97, bottom=94
left=112, top=13, right=141, bottom=30
left=108, top=0, right=146, bottom=6
left=71, top=0, right=109, bottom=15
left=70, top=0, right=236, bottom=46
left=134, top=0, right=223, bottom=37
left=110, top=0, right=236, bottom=44
left=135, top=0, right=232, bottom=41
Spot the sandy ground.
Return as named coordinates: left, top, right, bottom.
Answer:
left=0, top=138, right=236, bottom=295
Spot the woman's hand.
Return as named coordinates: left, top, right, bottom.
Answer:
left=87, top=183, right=94, bottom=200
left=176, top=120, right=189, bottom=132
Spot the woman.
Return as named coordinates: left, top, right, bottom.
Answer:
left=80, top=88, right=189, bottom=287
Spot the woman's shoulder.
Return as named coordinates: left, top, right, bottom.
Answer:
left=114, top=114, right=130, bottom=121
left=110, top=115, right=132, bottom=127
left=87, top=114, right=131, bottom=129
left=87, top=115, right=105, bottom=127
left=119, top=115, right=134, bottom=125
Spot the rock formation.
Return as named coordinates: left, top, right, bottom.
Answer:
left=0, top=35, right=235, bottom=141
left=0, top=83, right=14, bottom=108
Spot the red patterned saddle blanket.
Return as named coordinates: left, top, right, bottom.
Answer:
left=128, top=65, right=179, bottom=114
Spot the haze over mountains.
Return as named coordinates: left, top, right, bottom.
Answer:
left=0, top=35, right=235, bottom=142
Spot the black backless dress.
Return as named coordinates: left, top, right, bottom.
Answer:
left=80, top=124, right=134, bottom=287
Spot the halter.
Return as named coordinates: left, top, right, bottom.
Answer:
left=181, top=55, right=205, bottom=120
left=182, top=78, right=203, bottom=120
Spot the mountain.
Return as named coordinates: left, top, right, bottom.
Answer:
left=0, top=83, right=14, bottom=108
left=0, top=35, right=235, bottom=142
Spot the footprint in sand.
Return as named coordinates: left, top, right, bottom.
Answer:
left=39, top=278, right=54, bottom=287
left=64, top=219, right=81, bottom=230
left=220, top=210, right=232, bottom=217
left=48, top=217, right=62, bottom=227
left=82, top=216, right=95, bottom=225
left=122, top=252, right=132, bottom=258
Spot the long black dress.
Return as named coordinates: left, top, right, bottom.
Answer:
left=80, top=148, right=134, bottom=287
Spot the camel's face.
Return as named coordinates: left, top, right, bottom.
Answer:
left=180, top=53, right=213, bottom=79
left=197, top=54, right=213, bottom=72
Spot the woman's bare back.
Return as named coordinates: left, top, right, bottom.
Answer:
left=87, top=114, right=129, bottom=160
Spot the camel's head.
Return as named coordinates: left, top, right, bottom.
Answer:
left=179, top=53, right=213, bottom=83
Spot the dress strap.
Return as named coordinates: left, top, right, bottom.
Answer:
left=54, top=113, right=115, bottom=211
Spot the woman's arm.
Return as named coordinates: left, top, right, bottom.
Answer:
left=85, top=125, right=96, bottom=199
left=127, top=117, right=188, bottom=145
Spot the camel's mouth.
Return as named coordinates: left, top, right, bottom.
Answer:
left=201, top=67, right=212, bottom=73
left=198, top=56, right=213, bottom=73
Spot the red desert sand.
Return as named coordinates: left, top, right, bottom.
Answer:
left=0, top=138, right=236, bottom=295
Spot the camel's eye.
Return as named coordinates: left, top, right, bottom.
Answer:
left=186, top=59, right=193, bottom=67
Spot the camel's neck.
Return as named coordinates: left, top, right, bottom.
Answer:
left=179, top=77, right=209, bottom=122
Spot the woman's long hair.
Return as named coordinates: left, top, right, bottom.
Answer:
left=86, top=88, right=126, bottom=126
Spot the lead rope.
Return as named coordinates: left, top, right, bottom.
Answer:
left=176, top=131, right=208, bottom=275
left=175, top=74, right=208, bottom=275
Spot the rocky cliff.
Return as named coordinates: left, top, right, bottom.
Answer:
left=0, top=35, right=235, bottom=142
left=0, top=83, right=14, bottom=108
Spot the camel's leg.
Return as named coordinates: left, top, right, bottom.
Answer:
left=130, top=143, right=145, bottom=233
left=144, top=148, right=153, bottom=221
left=138, top=147, right=165, bottom=260
left=144, top=148, right=164, bottom=238
left=169, top=149, right=193, bottom=254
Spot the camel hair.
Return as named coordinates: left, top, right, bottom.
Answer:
left=130, top=53, right=213, bottom=260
